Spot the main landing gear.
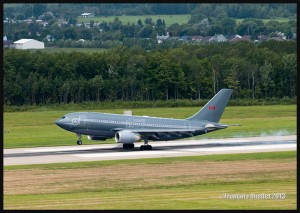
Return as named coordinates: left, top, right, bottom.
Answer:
left=140, top=137, right=152, bottom=150
left=76, top=134, right=82, bottom=145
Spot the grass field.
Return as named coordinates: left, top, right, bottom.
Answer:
left=4, top=151, right=296, bottom=210
left=229, top=17, right=292, bottom=24
left=3, top=105, right=296, bottom=149
left=77, top=14, right=191, bottom=27
left=76, top=15, right=292, bottom=27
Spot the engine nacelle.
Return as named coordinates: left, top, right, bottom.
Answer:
left=87, top=135, right=107, bottom=141
left=115, top=130, right=141, bottom=144
left=205, top=123, right=217, bottom=131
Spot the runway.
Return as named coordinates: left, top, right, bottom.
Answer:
left=4, top=135, right=296, bottom=166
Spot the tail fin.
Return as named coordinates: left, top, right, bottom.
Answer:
left=186, top=89, right=233, bottom=123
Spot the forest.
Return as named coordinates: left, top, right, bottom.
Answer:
left=4, top=3, right=296, bottom=19
left=3, top=40, right=296, bottom=106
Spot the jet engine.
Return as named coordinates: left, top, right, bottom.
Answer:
left=87, top=135, right=107, bottom=141
left=205, top=123, right=217, bottom=131
left=115, top=130, right=141, bottom=144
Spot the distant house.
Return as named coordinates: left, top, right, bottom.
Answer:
left=45, top=34, right=55, bottom=42
left=230, top=35, right=251, bottom=42
left=178, top=35, right=190, bottom=42
left=269, top=31, right=286, bottom=41
left=3, top=36, right=14, bottom=48
left=201, top=36, right=212, bottom=43
left=156, top=32, right=170, bottom=42
left=209, top=34, right=227, bottom=43
left=191, top=35, right=204, bottom=42
left=256, top=35, right=268, bottom=42
left=81, top=13, right=95, bottom=18
left=14, top=39, right=44, bottom=49
left=156, top=32, right=170, bottom=43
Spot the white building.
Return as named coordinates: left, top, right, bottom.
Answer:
left=14, top=39, right=45, bottom=49
left=81, top=13, right=95, bottom=18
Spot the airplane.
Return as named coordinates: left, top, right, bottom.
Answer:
left=55, top=88, right=233, bottom=150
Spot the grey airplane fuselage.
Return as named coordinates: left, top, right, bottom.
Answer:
left=56, top=112, right=220, bottom=141
left=55, top=89, right=233, bottom=149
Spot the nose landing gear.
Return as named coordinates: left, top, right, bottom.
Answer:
left=76, top=134, right=82, bottom=145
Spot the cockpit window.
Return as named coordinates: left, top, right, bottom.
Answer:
left=61, top=116, right=66, bottom=119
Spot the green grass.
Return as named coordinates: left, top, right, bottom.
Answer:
left=77, top=15, right=293, bottom=27
left=3, top=105, right=296, bottom=148
left=236, top=17, right=292, bottom=24
left=77, top=14, right=191, bottom=27
left=4, top=151, right=296, bottom=210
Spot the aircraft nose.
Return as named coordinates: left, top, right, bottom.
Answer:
left=55, top=118, right=63, bottom=127
left=55, top=117, right=73, bottom=131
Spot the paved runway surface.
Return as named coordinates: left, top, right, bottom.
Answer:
left=4, top=135, right=296, bottom=166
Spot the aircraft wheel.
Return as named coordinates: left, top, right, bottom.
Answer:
left=77, top=140, right=82, bottom=145
left=147, top=145, right=152, bottom=150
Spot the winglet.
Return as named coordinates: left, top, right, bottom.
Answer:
left=186, top=89, right=233, bottom=123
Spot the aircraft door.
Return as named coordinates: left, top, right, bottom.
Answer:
left=79, top=115, right=85, bottom=127
left=126, top=119, right=134, bottom=129
left=72, top=115, right=85, bottom=127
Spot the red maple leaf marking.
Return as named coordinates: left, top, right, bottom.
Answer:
left=208, top=106, right=216, bottom=110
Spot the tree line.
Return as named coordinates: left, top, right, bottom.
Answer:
left=4, top=3, right=296, bottom=20
left=3, top=40, right=296, bottom=106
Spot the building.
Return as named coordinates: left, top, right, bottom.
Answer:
left=156, top=32, right=170, bottom=40
left=230, top=35, right=251, bottom=42
left=14, top=39, right=45, bottom=49
left=81, top=13, right=95, bottom=18
left=3, top=36, right=14, bottom=48
left=45, top=34, right=55, bottom=42
left=178, top=35, right=190, bottom=42
left=209, top=34, right=227, bottom=43
left=191, top=35, right=204, bottom=42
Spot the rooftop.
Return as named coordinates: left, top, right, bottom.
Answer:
left=14, top=39, right=34, bottom=44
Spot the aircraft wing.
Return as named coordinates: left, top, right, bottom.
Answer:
left=112, top=128, right=205, bottom=141
left=112, top=128, right=202, bottom=133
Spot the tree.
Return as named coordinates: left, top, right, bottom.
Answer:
left=259, top=60, right=274, bottom=98
left=144, top=17, right=153, bottom=25
left=137, top=19, right=143, bottom=27
left=139, top=25, right=153, bottom=38
left=63, top=27, right=78, bottom=40
left=90, top=75, right=103, bottom=101
left=282, top=54, right=296, bottom=97
left=221, top=17, right=236, bottom=35
left=33, top=4, right=47, bottom=18
left=156, top=18, right=165, bottom=27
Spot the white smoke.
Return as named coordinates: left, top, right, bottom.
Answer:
left=259, top=129, right=291, bottom=137
left=231, top=129, right=293, bottom=138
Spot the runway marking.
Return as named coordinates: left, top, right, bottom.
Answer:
left=73, top=144, right=296, bottom=158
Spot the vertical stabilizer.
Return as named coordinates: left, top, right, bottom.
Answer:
left=186, top=89, right=233, bottom=122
